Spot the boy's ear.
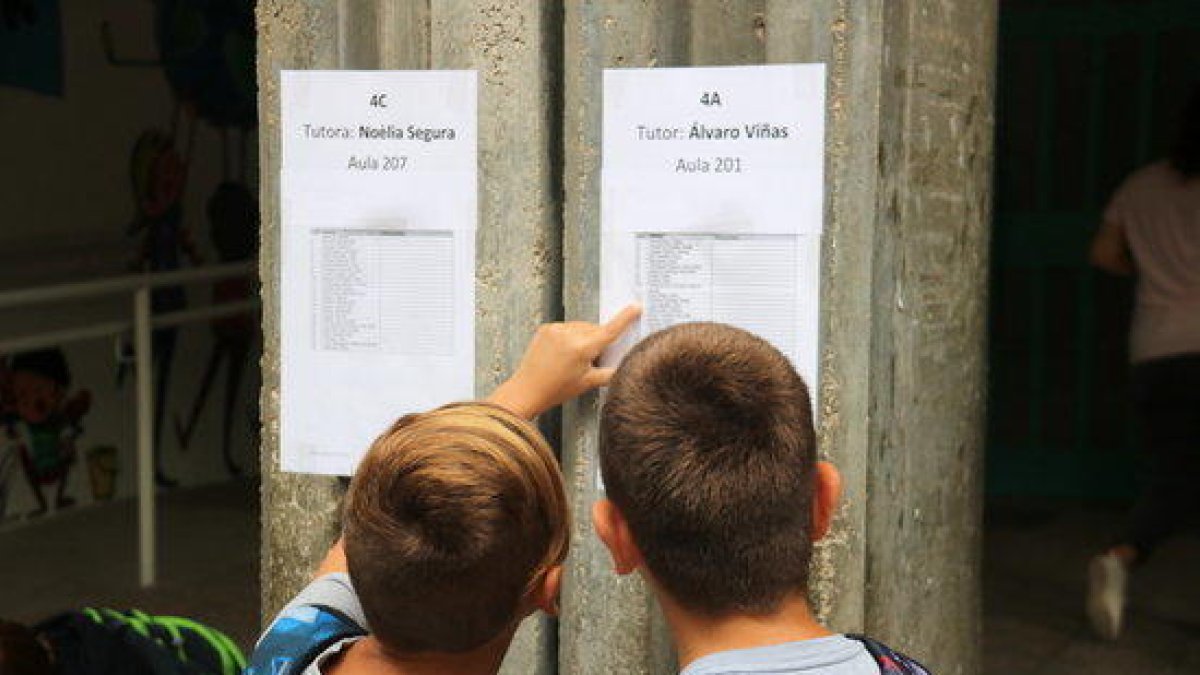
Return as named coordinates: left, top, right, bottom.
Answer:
left=531, top=565, right=563, bottom=616
left=591, top=499, right=642, bottom=575
left=811, top=461, right=842, bottom=542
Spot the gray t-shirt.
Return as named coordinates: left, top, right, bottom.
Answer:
left=1104, top=161, right=1200, bottom=362
left=257, top=578, right=885, bottom=675
left=681, top=636, right=881, bottom=675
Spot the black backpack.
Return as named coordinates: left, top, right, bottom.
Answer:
left=36, top=608, right=245, bottom=675
left=846, top=634, right=932, bottom=674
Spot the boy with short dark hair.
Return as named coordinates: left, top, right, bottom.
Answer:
left=594, top=322, right=929, bottom=674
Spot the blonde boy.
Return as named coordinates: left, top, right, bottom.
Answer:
left=247, top=307, right=639, bottom=675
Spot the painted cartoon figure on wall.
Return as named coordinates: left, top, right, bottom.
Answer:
left=1, top=349, right=92, bottom=518
left=174, top=181, right=258, bottom=475
left=0, top=361, right=14, bottom=519
left=125, top=128, right=204, bottom=489
left=105, top=0, right=257, bottom=485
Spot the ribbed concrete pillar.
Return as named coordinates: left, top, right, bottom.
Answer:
left=559, top=3, right=689, bottom=673
left=426, top=3, right=563, bottom=673
left=762, top=0, right=875, bottom=637
left=859, top=3, right=995, bottom=673
left=259, top=2, right=995, bottom=674
left=257, top=2, right=562, bottom=673
left=257, top=0, right=344, bottom=627
left=767, top=3, right=996, bottom=672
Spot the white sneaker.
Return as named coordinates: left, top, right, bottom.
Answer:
left=1087, top=552, right=1127, bottom=640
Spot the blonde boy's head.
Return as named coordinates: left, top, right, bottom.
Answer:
left=343, top=402, right=568, bottom=653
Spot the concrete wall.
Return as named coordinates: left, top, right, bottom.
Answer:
left=0, top=0, right=260, bottom=524
left=259, top=1, right=996, bottom=673
left=256, top=3, right=561, bottom=673
left=559, top=4, right=689, bottom=673
left=1, top=2, right=208, bottom=258
left=863, top=3, right=995, bottom=672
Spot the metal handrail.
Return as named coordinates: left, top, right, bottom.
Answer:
left=0, top=299, right=259, bottom=354
left=0, top=263, right=258, bottom=589
left=0, top=261, right=254, bottom=310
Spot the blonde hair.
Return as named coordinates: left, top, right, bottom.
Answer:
left=343, top=402, right=568, bottom=653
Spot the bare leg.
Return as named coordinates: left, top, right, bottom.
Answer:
left=221, top=338, right=251, bottom=475
left=17, top=451, right=47, bottom=516
left=1090, top=354, right=1200, bottom=640
left=54, top=470, right=74, bottom=509
left=154, top=328, right=178, bottom=488
left=175, top=344, right=225, bottom=450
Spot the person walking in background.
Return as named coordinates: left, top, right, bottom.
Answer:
left=1087, top=83, right=1200, bottom=640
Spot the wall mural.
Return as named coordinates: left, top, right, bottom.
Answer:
left=0, top=0, right=258, bottom=519
left=0, top=0, right=63, bottom=96
left=105, top=0, right=258, bottom=487
left=0, top=350, right=91, bottom=518
left=174, top=181, right=258, bottom=476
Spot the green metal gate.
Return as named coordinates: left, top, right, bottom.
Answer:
left=988, top=0, right=1200, bottom=498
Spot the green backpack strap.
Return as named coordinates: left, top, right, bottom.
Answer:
left=83, top=608, right=246, bottom=675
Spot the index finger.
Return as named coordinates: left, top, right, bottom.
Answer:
left=597, top=303, right=643, bottom=344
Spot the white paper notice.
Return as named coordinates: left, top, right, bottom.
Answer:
left=601, top=64, right=826, bottom=393
left=280, top=70, right=477, bottom=475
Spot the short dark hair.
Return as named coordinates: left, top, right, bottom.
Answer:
left=1170, top=83, right=1200, bottom=178
left=0, top=620, right=51, bottom=675
left=9, top=349, right=70, bottom=387
left=599, top=323, right=818, bottom=616
left=343, top=402, right=568, bottom=654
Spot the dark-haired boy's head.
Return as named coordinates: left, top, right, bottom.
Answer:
left=343, top=402, right=568, bottom=654
left=1171, top=83, right=1200, bottom=178
left=596, top=322, right=837, bottom=617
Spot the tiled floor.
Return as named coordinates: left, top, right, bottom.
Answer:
left=0, top=479, right=261, bottom=650
left=984, top=500, right=1200, bottom=674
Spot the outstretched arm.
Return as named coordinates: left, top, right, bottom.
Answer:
left=1089, top=217, right=1134, bottom=276
left=312, top=304, right=643, bottom=577
left=488, top=304, right=642, bottom=420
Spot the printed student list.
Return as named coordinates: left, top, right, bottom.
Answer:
left=311, top=229, right=455, bottom=355
left=280, top=70, right=477, bottom=476
left=637, top=233, right=804, bottom=358
left=600, top=64, right=826, bottom=392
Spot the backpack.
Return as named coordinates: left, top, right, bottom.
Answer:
left=241, top=605, right=930, bottom=675
left=846, top=634, right=932, bottom=674
left=244, top=604, right=367, bottom=675
left=36, top=608, right=245, bottom=675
